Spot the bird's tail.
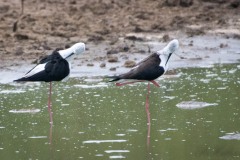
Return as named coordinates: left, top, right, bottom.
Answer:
left=105, top=76, right=121, bottom=82
left=13, top=77, right=29, bottom=82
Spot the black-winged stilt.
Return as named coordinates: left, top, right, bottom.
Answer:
left=108, top=39, right=179, bottom=145
left=14, top=42, right=85, bottom=124
left=108, top=39, right=179, bottom=87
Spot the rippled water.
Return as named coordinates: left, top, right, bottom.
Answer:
left=0, top=63, right=240, bottom=160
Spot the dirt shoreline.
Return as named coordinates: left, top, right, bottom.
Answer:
left=0, top=0, right=240, bottom=84
left=1, top=32, right=240, bottom=84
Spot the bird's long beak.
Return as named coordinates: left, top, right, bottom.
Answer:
left=64, top=52, right=74, bottom=60
left=165, top=53, right=172, bottom=65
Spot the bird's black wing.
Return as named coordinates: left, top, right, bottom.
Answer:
left=23, top=48, right=63, bottom=76
left=39, top=48, right=63, bottom=64
left=43, top=54, right=70, bottom=82
left=119, top=53, right=164, bottom=80
left=135, top=52, right=160, bottom=66
left=14, top=52, right=70, bottom=82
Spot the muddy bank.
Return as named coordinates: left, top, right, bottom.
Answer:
left=1, top=32, right=240, bottom=84
left=0, top=0, right=240, bottom=83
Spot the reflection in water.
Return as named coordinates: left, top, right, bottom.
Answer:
left=114, top=80, right=157, bottom=151
left=49, top=123, right=53, bottom=145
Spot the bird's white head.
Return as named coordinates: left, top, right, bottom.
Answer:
left=58, top=42, right=85, bottom=60
left=159, top=39, right=179, bottom=55
left=71, top=42, right=85, bottom=55
left=157, top=39, right=179, bottom=69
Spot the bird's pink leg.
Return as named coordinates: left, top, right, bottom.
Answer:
left=116, top=80, right=145, bottom=86
left=48, top=82, right=53, bottom=124
left=146, top=82, right=151, bottom=124
left=150, top=80, right=160, bottom=88
left=146, top=82, right=151, bottom=147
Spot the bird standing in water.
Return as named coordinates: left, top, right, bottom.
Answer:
left=108, top=39, right=179, bottom=141
left=108, top=39, right=179, bottom=87
left=14, top=42, right=85, bottom=124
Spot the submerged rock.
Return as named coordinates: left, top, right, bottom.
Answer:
left=176, top=101, right=218, bottom=109
left=219, top=133, right=240, bottom=140
left=9, top=109, right=41, bottom=114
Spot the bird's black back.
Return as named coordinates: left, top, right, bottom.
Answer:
left=14, top=49, right=70, bottom=82
left=39, top=48, right=63, bottom=64
left=119, top=53, right=164, bottom=81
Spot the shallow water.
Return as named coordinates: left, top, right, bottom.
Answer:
left=0, top=63, right=240, bottom=160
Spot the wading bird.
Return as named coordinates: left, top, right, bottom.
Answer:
left=108, top=39, right=179, bottom=87
left=107, top=39, right=179, bottom=142
left=14, top=42, right=85, bottom=124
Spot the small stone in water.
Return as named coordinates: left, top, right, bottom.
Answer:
left=87, top=63, right=94, bottom=66
left=176, top=101, right=218, bottom=109
left=109, top=67, right=116, bottom=71
left=124, top=60, right=136, bottom=68
left=219, top=133, right=240, bottom=140
left=100, top=63, right=106, bottom=68
left=108, top=56, right=118, bottom=63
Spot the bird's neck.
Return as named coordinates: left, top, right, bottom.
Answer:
left=159, top=53, right=172, bottom=73
left=58, top=48, right=74, bottom=60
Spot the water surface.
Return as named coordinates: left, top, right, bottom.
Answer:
left=0, top=63, right=240, bottom=160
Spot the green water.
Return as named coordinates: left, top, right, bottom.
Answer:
left=0, top=63, right=240, bottom=160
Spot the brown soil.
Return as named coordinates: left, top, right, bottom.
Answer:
left=0, top=0, right=239, bottom=69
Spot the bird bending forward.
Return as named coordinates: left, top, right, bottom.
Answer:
left=13, top=42, right=85, bottom=124
left=14, top=42, right=85, bottom=82
left=108, top=39, right=179, bottom=87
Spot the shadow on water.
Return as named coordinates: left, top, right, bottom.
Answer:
left=0, top=63, right=240, bottom=159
